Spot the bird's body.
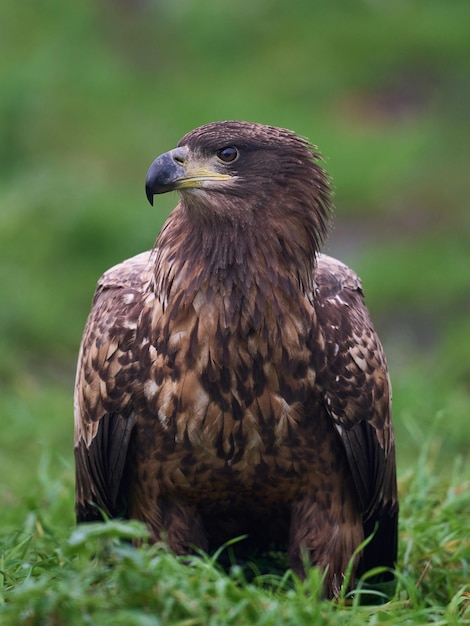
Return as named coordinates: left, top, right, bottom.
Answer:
left=75, top=122, right=398, bottom=597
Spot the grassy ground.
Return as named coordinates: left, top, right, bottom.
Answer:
left=1, top=0, right=469, bottom=623
left=1, top=443, right=469, bottom=625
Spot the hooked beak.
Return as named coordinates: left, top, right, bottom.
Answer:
left=145, top=145, right=233, bottom=206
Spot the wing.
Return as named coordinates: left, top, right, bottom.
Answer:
left=314, top=253, right=398, bottom=570
left=74, top=251, right=154, bottom=521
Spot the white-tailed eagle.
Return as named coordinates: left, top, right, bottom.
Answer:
left=74, top=121, right=398, bottom=597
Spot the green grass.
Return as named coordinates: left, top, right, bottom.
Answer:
left=1, top=438, right=469, bottom=625
left=1, top=0, right=469, bottom=622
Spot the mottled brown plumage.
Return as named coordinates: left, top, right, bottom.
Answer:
left=74, top=121, right=398, bottom=597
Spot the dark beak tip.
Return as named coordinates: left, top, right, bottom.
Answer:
left=145, top=186, right=154, bottom=206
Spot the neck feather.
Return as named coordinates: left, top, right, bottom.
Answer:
left=153, top=201, right=322, bottom=313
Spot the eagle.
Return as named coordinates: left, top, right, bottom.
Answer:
left=74, top=121, right=398, bottom=598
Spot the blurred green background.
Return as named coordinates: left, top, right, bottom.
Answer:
left=1, top=0, right=469, bottom=522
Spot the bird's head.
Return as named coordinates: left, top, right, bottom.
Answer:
left=145, top=121, right=332, bottom=243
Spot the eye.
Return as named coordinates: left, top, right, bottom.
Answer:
left=216, top=146, right=238, bottom=163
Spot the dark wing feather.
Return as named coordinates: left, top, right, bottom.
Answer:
left=75, top=412, right=136, bottom=520
left=74, top=251, right=154, bottom=522
left=314, top=253, right=398, bottom=569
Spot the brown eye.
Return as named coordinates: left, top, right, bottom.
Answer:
left=216, top=146, right=238, bottom=163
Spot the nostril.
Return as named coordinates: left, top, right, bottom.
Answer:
left=171, top=146, right=188, bottom=165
